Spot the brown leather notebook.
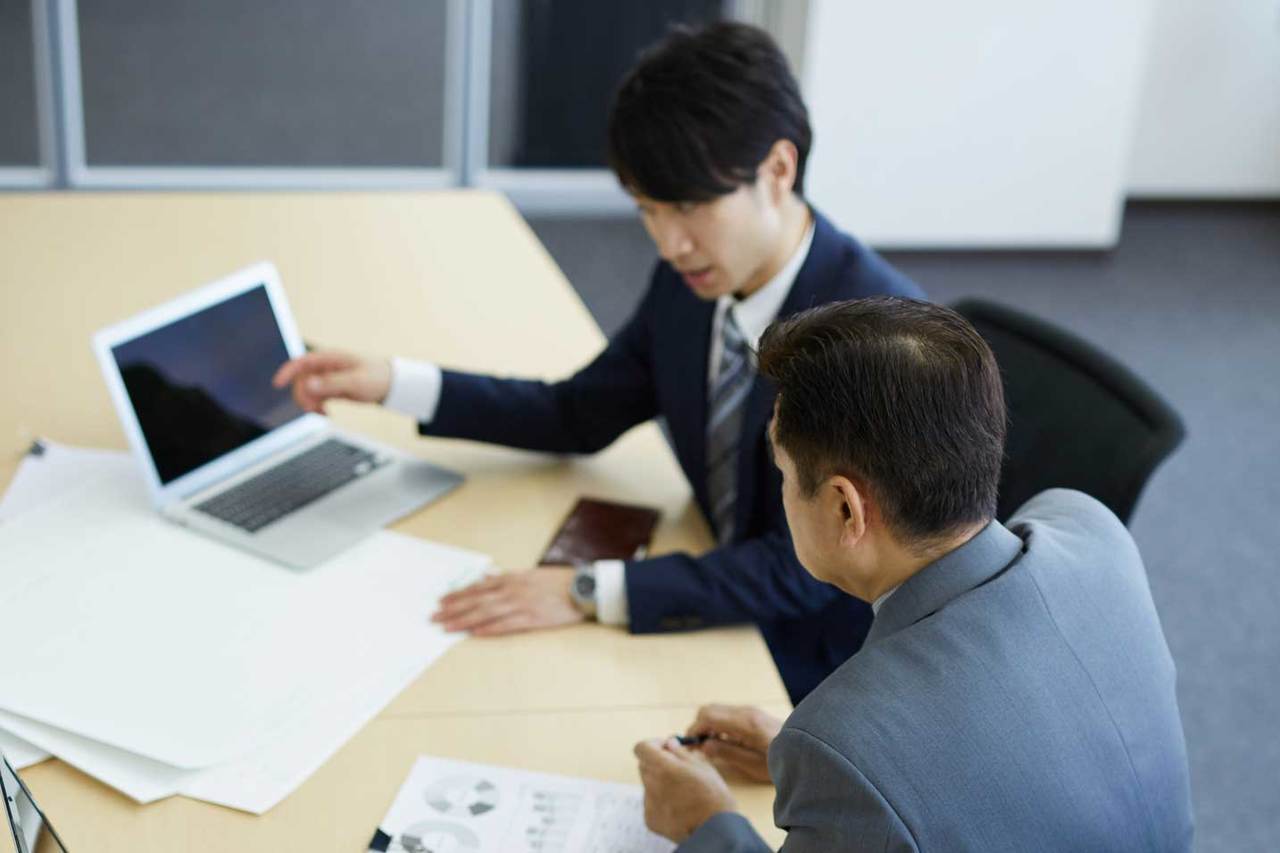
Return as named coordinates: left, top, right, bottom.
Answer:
left=538, top=497, right=661, bottom=565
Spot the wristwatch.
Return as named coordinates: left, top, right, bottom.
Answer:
left=569, top=562, right=598, bottom=619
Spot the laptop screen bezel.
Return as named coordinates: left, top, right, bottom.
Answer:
left=91, top=261, right=326, bottom=508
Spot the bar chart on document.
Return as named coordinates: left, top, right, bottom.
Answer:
left=370, top=757, right=674, bottom=853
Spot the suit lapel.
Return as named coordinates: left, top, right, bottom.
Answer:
left=665, top=287, right=716, bottom=510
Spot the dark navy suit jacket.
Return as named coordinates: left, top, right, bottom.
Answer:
left=419, top=209, right=925, bottom=701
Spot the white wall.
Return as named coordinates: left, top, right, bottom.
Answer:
left=1128, top=0, right=1280, bottom=197
left=801, top=0, right=1156, bottom=248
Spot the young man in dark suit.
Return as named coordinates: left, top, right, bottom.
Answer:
left=274, top=22, right=924, bottom=702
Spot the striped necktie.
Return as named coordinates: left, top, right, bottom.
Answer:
left=706, top=309, right=753, bottom=545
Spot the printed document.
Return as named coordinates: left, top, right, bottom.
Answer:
left=370, top=756, right=674, bottom=853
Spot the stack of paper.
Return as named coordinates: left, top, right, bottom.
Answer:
left=0, top=443, right=136, bottom=772
left=0, top=729, right=48, bottom=770
left=0, top=442, right=487, bottom=813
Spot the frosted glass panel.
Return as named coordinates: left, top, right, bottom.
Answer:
left=0, top=0, right=39, bottom=166
left=78, top=0, right=450, bottom=168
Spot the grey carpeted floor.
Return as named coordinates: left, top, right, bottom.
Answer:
left=529, top=202, right=1280, bottom=853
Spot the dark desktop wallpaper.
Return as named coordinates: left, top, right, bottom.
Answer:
left=112, top=285, right=304, bottom=484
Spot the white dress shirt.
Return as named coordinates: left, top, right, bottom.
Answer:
left=383, top=220, right=816, bottom=626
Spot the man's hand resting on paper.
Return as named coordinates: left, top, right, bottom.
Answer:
left=432, top=568, right=585, bottom=636
left=272, top=350, right=392, bottom=414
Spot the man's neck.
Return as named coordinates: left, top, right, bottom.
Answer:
left=862, top=521, right=989, bottom=604
left=736, top=196, right=812, bottom=299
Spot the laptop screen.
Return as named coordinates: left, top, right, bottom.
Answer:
left=109, top=284, right=305, bottom=485
left=1, top=753, right=67, bottom=853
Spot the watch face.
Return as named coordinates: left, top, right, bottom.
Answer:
left=574, top=574, right=596, bottom=598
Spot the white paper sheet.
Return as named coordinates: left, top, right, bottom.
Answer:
left=179, top=654, right=433, bottom=813
left=0, top=555, right=475, bottom=813
left=0, top=529, right=484, bottom=811
left=0, top=710, right=185, bottom=803
left=0, top=440, right=137, bottom=522
left=371, top=757, right=674, bottom=853
left=0, top=468, right=489, bottom=770
left=0, top=438, right=488, bottom=778
left=0, top=440, right=138, bottom=770
left=0, top=728, right=48, bottom=770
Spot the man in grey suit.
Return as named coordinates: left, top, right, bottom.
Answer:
left=634, top=297, right=1194, bottom=851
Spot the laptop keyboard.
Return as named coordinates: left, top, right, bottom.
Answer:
left=195, top=438, right=384, bottom=533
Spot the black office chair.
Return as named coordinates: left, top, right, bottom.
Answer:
left=953, top=299, right=1185, bottom=525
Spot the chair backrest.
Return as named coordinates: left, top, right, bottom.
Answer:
left=953, top=299, right=1185, bottom=525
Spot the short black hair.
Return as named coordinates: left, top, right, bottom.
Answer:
left=606, top=20, right=811, bottom=203
left=758, top=298, right=1007, bottom=543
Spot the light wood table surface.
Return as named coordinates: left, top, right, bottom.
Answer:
left=20, top=703, right=791, bottom=852
left=0, top=192, right=789, bottom=850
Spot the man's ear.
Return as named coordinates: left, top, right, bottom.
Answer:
left=759, top=139, right=799, bottom=203
left=828, top=475, right=867, bottom=547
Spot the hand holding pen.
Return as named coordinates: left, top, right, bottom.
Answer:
left=668, top=704, right=784, bottom=784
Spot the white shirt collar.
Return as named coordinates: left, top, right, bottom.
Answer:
left=719, top=219, right=816, bottom=350
left=872, top=584, right=900, bottom=615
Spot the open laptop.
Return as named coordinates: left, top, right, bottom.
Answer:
left=92, top=261, right=462, bottom=569
left=1, top=751, right=67, bottom=853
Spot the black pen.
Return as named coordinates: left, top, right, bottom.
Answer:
left=674, top=734, right=710, bottom=746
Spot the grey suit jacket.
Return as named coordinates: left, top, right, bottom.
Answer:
left=680, top=489, right=1193, bottom=852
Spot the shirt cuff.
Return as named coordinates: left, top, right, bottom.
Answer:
left=383, top=357, right=444, bottom=424
left=594, top=560, right=629, bottom=626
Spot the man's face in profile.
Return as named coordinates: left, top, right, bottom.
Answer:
left=632, top=176, right=786, bottom=301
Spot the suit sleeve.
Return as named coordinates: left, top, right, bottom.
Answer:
left=679, top=813, right=772, bottom=852
left=678, top=727, right=918, bottom=853
left=623, top=527, right=841, bottom=632
left=416, top=276, right=659, bottom=454
left=768, top=727, right=918, bottom=852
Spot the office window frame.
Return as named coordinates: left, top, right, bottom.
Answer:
left=57, top=0, right=468, bottom=190
left=0, top=0, right=57, bottom=188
